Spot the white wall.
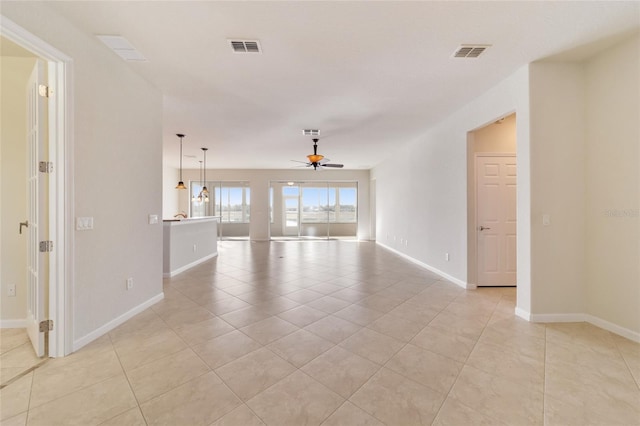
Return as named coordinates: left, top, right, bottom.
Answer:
left=372, top=68, right=531, bottom=295
left=528, top=62, right=587, bottom=316
left=584, top=34, right=639, bottom=334
left=166, top=168, right=371, bottom=241
left=2, top=3, right=164, bottom=348
left=0, top=56, right=36, bottom=324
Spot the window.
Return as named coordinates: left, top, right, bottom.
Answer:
left=300, top=184, right=356, bottom=223
left=190, top=181, right=250, bottom=223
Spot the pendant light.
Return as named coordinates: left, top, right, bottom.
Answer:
left=175, top=133, right=186, bottom=189
left=201, top=147, right=209, bottom=196
left=192, top=161, right=203, bottom=202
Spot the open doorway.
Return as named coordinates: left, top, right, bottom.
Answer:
left=467, top=113, right=517, bottom=287
left=1, top=18, right=71, bottom=358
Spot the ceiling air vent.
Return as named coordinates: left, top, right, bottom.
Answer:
left=302, top=129, right=320, bottom=136
left=229, top=40, right=261, bottom=53
left=453, top=44, right=491, bottom=58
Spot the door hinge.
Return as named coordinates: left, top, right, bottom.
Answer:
left=38, top=84, right=52, bottom=98
left=39, top=161, right=53, bottom=173
left=39, top=320, right=53, bottom=332
left=39, top=241, right=54, bottom=252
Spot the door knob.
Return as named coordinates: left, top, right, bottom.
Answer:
left=19, top=221, right=29, bottom=234
left=479, top=226, right=491, bottom=231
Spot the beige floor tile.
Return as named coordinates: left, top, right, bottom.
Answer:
left=466, top=341, right=544, bottom=390
left=306, top=296, right=352, bottom=314
left=30, top=347, right=124, bottom=408
left=432, top=397, right=507, bottom=426
left=252, top=297, right=300, bottom=315
left=449, top=365, right=544, bottom=425
left=350, top=367, right=445, bottom=426
left=240, top=317, right=299, bottom=345
left=284, top=289, right=325, bottom=304
left=211, top=404, right=265, bottom=426
left=26, top=374, right=137, bottom=426
left=204, top=296, right=252, bottom=316
left=235, top=290, right=279, bottom=304
left=192, top=330, right=262, bottom=370
left=302, top=346, right=380, bottom=398
left=0, top=411, right=28, bottom=426
left=386, top=344, right=463, bottom=393
left=387, top=301, right=441, bottom=327
left=333, top=304, right=384, bottom=327
left=410, top=325, right=477, bottom=363
left=339, top=328, right=404, bottom=365
left=429, top=310, right=487, bottom=339
left=478, top=324, right=546, bottom=361
left=268, top=329, right=334, bottom=368
left=356, top=294, right=404, bottom=313
left=173, top=316, right=235, bottom=346
left=222, top=283, right=258, bottom=296
left=100, top=407, right=147, bottom=426
left=220, top=306, right=272, bottom=328
left=320, top=401, right=384, bottom=426
left=111, top=327, right=187, bottom=371
left=0, top=329, right=29, bottom=354
left=277, top=305, right=328, bottom=328
left=544, top=390, right=640, bottom=426
left=1, top=367, right=30, bottom=386
left=304, top=315, right=362, bottom=344
left=157, top=305, right=215, bottom=328
left=306, top=282, right=344, bottom=295
left=126, top=348, right=210, bottom=403
left=107, top=309, right=165, bottom=341
left=0, top=372, right=32, bottom=421
left=366, top=313, right=423, bottom=342
left=140, top=372, right=241, bottom=425
left=331, top=288, right=371, bottom=303
left=247, top=370, right=344, bottom=426
left=215, top=347, right=296, bottom=401
left=0, top=343, right=41, bottom=369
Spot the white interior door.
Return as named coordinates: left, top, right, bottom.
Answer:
left=476, top=155, right=517, bottom=286
left=26, top=59, right=47, bottom=357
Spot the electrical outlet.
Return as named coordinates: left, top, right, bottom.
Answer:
left=8, top=284, right=16, bottom=297
left=126, top=278, right=133, bottom=290
left=193, top=244, right=197, bottom=252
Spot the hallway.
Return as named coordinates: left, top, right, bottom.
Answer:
left=1, top=240, right=638, bottom=425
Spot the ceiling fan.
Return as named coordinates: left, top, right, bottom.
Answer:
left=292, top=138, right=344, bottom=170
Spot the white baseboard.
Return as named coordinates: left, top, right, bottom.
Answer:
left=530, top=313, right=586, bottom=323
left=585, top=314, right=640, bottom=343
left=514, top=307, right=531, bottom=321
left=376, top=242, right=470, bottom=289
left=525, top=312, right=639, bottom=343
left=0, top=319, right=26, bottom=328
left=163, top=252, right=218, bottom=278
left=73, top=292, right=165, bottom=352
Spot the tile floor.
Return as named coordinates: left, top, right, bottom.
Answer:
left=1, top=240, right=639, bottom=425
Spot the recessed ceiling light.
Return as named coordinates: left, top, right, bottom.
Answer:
left=96, top=35, right=147, bottom=62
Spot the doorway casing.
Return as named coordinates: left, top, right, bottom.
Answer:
left=1, top=15, right=73, bottom=357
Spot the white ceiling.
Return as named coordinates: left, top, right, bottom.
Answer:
left=42, top=1, right=640, bottom=170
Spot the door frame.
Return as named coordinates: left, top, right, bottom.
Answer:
left=1, top=15, right=73, bottom=357
left=473, top=152, right=517, bottom=287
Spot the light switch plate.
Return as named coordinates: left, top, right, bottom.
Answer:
left=148, top=214, right=159, bottom=224
left=542, top=214, right=551, bottom=226
left=76, top=217, right=94, bottom=230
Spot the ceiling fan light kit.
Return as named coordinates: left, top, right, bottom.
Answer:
left=293, top=138, right=344, bottom=170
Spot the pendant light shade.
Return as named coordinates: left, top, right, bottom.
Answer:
left=175, top=133, right=186, bottom=189
left=201, top=148, right=209, bottom=195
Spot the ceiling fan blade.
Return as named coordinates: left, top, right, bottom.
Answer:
left=322, top=163, right=344, bottom=168
left=290, top=160, right=308, bottom=164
